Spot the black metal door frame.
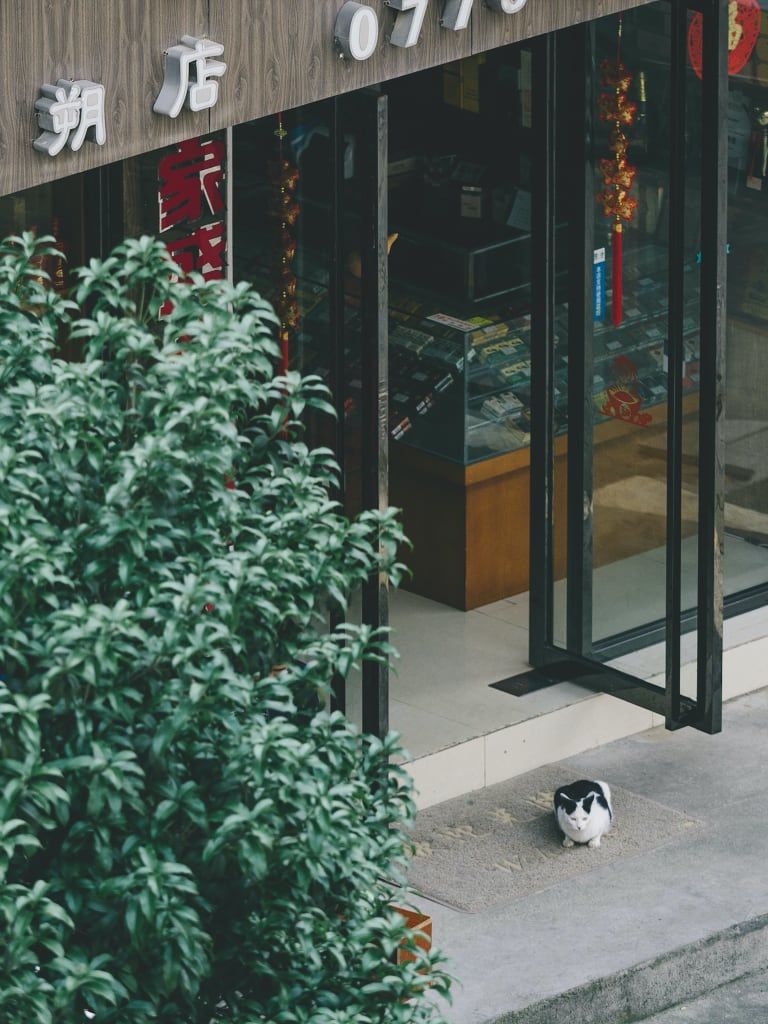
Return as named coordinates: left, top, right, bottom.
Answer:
left=529, top=0, right=728, bottom=734
left=328, top=91, right=390, bottom=738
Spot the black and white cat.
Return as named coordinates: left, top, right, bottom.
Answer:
left=554, top=780, right=613, bottom=849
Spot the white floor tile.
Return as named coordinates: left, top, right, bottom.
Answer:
left=475, top=594, right=530, bottom=628
left=389, top=699, right=478, bottom=760
left=388, top=589, right=596, bottom=755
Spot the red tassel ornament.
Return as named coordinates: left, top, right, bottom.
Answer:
left=269, top=115, right=300, bottom=374
left=611, top=223, right=623, bottom=326
left=596, top=19, right=637, bottom=327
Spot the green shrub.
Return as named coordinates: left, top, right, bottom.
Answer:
left=0, top=234, right=449, bottom=1023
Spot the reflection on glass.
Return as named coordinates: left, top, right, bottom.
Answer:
left=555, top=1, right=768, bottom=680
left=724, top=1, right=768, bottom=602
left=589, top=7, right=674, bottom=659
left=678, top=10, right=703, bottom=700
left=0, top=176, right=86, bottom=299
left=232, top=107, right=334, bottom=458
left=0, top=175, right=87, bottom=361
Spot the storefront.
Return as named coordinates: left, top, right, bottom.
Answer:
left=3, top=0, right=765, bottom=793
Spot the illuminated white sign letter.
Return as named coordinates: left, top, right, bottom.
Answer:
left=33, top=79, right=106, bottom=157
left=441, top=0, right=474, bottom=31
left=387, top=0, right=430, bottom=48
left=154, top=36, right=226, bottom=118
left=485, top=0, right=528, bottom=12
left=334, top=2, right=380, bottom=61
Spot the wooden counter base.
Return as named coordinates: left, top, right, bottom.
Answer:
left=390, top=441, right=567, bottom=610
left=390, top=396, right=701, bottom=611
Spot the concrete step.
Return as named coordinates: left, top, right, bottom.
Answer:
left=638, top=965, right=768, bottom=1023
left=490, top=913, right=768, bottom=1024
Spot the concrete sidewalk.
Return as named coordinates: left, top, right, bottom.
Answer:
left=421, top=686, right=768, bottom=1024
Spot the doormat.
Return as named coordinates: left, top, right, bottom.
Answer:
left=407, top=763, right=702, bottom=913
left=489, top=660, right=588, bottom=697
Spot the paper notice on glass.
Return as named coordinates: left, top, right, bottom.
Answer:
left=506, top=189, right=531, bottom=231
left=593, top=247, right=606, bottom=322
left=427, top=312, right=477, bottom=332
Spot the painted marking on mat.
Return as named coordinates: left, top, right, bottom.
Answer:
left=495, top=846, right=565, bottom=874
left=526, top=790, right=555, bottom=811
left=495, top=857, right=525, bottom=873
left=490, top=807, right=519, bottom=824
left=438, top=824, right=490, bottom=840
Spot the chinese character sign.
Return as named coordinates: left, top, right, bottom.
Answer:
left=34, top=79, right=106, bottom=156
left=154, top=36, right=226, bottom=119
left=157, top=134, right=227, bottom=313
left=158, top=137, right=225, bottom=233
left=164, top=222, right=226, bottom=282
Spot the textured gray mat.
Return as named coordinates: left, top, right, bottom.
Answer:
left=407, top=763, right=703, bottom=913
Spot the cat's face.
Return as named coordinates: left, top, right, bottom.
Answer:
left=561, top=794, right=595, bottom=832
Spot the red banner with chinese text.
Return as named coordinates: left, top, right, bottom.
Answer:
left=157, top=133, right=227, bottom=313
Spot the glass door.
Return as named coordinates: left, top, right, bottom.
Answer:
left=529, top=0, right=728, bottom=733
left=229, top=92, right=390, bottom=737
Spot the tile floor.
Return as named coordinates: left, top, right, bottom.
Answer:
left=388, top=590, right=588, bottom=760
left=348, top=532, right=768, bottom=762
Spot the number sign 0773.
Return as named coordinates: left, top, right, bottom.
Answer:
left=334, top=0, right=529, bottom=59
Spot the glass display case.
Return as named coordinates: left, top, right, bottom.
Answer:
left=381, top=234, right=701, bottom=466
left=387, top=289, right=535, bottom=464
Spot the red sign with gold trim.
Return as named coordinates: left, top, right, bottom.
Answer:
left=688, top=0, right=762, bottom=79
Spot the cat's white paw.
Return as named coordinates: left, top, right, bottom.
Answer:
left=587, top=836, right=601, bottom=849
left=562, top=836, right=575, bottom=848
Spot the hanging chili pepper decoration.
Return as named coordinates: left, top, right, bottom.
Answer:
left=48, top=216, right=67, bottom=295
left=597, top=18, right=637, bottom=327
left=269, top=113, right=300, bottom=374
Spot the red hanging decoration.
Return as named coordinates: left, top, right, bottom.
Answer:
left=596, top=18, right=638, bottom=328
left=269, top=113, right=300, bottom=374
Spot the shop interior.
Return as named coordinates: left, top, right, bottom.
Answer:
left=230, top=3, right=768, bottom=756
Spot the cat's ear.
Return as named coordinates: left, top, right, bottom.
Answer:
left=596, top=781, right=611, bottom=805
left=583, top=795, right=595, bottom=814
left=595, top=781, right=613, bottom=817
